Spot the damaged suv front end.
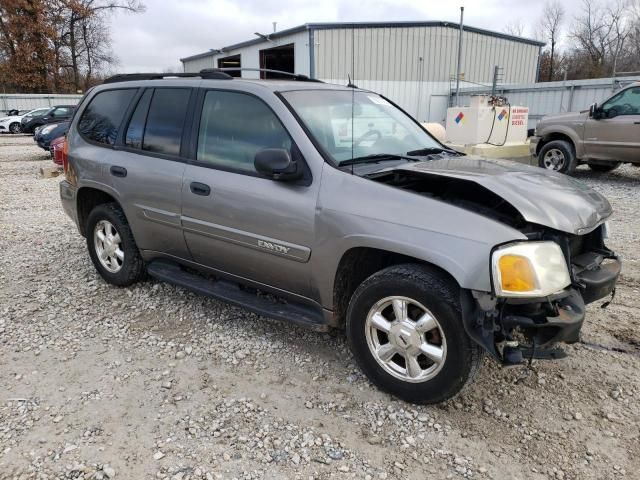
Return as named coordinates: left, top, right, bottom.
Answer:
left=467, top=221, right=619, bottom=365
left=283, top=87, right=620, bottom=370
left=382, top=159, right=621, bottom=366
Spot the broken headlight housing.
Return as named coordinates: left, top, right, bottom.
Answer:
left=491, top=241, right=571, bottom=298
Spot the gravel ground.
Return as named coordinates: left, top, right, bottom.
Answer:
left=0, top=134, right=639, bottom=480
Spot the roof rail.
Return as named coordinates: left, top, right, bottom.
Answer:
left=103, top=70, right=233, bottom=84
left=203, top=68, right=323, bottom=82
left=103, top=68, right=322, bottom=85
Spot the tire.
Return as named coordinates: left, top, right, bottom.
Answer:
left=346, top=264, right=483, bottom=404
left=9, top=122, right=21, bottom=134
left=588, top=162, right=620, bottom=173
left=538, top=140, right=577, bottom=174
left=86, top=203, right=144, bottom=287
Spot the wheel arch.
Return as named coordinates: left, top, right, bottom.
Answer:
left=331, top=246, right=461, bottom=327
left=536, top=130, right=579, bottom=158
left=76, top=186, right=122, bottom=237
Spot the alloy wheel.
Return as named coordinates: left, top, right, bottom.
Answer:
left=365, top=296, right=447, bottom=383
left=94, top=220, right=124, bottom=273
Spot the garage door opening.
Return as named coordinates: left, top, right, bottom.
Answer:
left=217, top=54, right=241, bottom=77
left=259, top=44, right=294, bottom=78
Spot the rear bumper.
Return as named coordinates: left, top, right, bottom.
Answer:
left=60, top=180, right=79, bottom=230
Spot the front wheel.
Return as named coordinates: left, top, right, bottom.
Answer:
left=538, top=140, right=577, bottom=174
left=346, top=264, right=483, bottom=404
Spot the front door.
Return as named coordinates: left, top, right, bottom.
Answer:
left=584, top=86, right=640, bottom=163
left=181, top=89, right=319, bottom=298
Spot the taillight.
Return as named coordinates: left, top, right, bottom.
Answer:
left=62, top=137, right=69, bottom=175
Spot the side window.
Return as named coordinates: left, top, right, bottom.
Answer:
left=54, top=107, right=72, bottom=117
left=141, top=88, right=191, bottom=156
left=197, top=90, right=292, bottom=173
left=78, top=89, right=137, bottom=145
left=125, top=89, right=153, bottom=149
left=603, top=87, right=640, bottom=116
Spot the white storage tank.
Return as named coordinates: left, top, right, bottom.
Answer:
left=445, top=95, right=529, bottom=145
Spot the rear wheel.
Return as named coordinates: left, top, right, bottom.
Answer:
left=9, top=122, right=21, bottom=134
left=86, top=203, right=144, bottom=287
left=588, top=162, right=620, bottom=173
left=538, top=140, right=577, bottom=174
left=346, top=264, right=483, bottom=404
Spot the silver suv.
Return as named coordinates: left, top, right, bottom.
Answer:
left=532, top=82, right=640, bottom=174
left=60, top=70, right=620, bottom=404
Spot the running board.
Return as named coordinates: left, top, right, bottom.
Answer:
left=146, top=260, right=329, bottom=332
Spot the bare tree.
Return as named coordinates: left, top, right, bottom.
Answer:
left=59, top=0, right=145, bottom=91
left=503, top=19, right=525, bottom=37
left=570, top=0, right=633, bottom=77
left=538, top=0, right=565, bottom=81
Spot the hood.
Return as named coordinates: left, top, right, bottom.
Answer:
left=0, top=115, right=20, bottom=122
left=539, top=111, right=588, bottom=125
left=388, top=157, right=612, bottom=235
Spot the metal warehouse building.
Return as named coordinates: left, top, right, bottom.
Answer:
left=181, top=21, right=543, bottom=123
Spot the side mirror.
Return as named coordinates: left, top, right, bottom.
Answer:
left=254, top=148, right=302, bottom=181
left=589, top=103, right=597, bottom=117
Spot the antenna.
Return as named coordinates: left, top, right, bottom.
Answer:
left=350, top=28, right=355, bottom=175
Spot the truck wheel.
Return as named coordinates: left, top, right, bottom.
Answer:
left=346, top=264, right=483, bottom=404
left=9, top=122, right=21, bottom=134
left=86, top=203, right=144, bottom=287
left=588, top=162, right=620, bottom=173
left=538, top=140, right=577, bottom=174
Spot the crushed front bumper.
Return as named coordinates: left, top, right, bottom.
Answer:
left=461, top=254, right=621, bottom=364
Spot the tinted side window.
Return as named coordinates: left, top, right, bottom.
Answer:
left=142, top=88, right=191, bottom=156
left=197, top=91, right=291, bottom=173
left=603, top=87, right=640, bottom=116
left=78, top=90, right=136, bottom=145
left=125, top=89, right=153, bottom=149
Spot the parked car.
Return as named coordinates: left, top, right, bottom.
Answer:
left=21, top=105, right=75, bottom=134
left=51, top=135, right=66, bottom=164
left=0, top=113, right=24, bottom=134
left=531, top=82, right=640, bottom=174
left=9, top=107, right=51, bottom=134
left=59, top=71, right=620, bottom=404
left=34, top=121, right=69, bottom=152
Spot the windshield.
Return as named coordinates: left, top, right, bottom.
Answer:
left=282, top=90, right=443, bottom=165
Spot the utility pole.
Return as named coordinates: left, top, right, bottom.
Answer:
left=455, top=7, right=464, bottom=106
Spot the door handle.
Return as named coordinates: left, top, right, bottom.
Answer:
left=634, top=121, right=640, bottom=124
left=190, top=182, right=211, bottom=196
left=110, top=166, right=127, bottom=178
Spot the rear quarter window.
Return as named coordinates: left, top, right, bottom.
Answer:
left=78, top=89, right=137, bottom=145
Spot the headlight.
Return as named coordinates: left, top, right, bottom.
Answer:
left=40, top=124, right=57, bottom=135
left=492, top=241, right=570, bottom=297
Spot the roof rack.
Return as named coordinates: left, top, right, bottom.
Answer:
left=103, top=68, right=323, bottom=84
left=103, top=70, right=233, bottom=84
left=206, top=68, right=323, bottom=82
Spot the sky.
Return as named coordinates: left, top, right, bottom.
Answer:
left=108, top=0, right=586, bottom=73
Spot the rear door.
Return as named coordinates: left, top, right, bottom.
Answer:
left=584, top=86, right=640, bottom=163
left=180, top=89, right=318, bottom=297
left=78, top=87, right=193, bottom=258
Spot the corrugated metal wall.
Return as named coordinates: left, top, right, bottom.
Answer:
left=454, top=76, right=640, bottom=128
left=181, top=25, right=540, bottom=123
left=0, top=94, right=82, bottom=113
left=314, top=26, right=538, bottom=83
left=183, top=30, right=311, bottom=78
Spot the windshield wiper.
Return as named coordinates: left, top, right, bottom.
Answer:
left=406, top=146, right=461, bottom=157
left=339, top=153, right=420, bottom=167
